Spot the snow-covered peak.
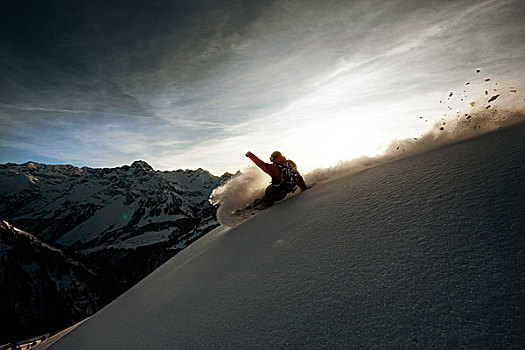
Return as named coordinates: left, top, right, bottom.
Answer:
left=158, top=168, right=231, bottom=193
left=25, top=161, right=43, bottom=168
left=130, top=160, right=154, bottom=172
left=0, top=160, right=226, bottom=249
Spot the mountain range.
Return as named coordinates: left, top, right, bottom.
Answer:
left=0, top=160, right=233, bottom=343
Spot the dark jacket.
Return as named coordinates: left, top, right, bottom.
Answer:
left=247, top=153, right=308, bottom=191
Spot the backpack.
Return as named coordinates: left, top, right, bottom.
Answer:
left=277, top=161, right=298, bottom=193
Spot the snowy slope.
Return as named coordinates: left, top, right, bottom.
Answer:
left=53, top=123, right=525, bottom=349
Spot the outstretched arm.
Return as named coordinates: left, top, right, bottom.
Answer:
left=246, top=151, right=272, bottom=176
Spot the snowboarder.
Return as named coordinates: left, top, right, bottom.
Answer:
left=246, top=151, right=308, bottom=207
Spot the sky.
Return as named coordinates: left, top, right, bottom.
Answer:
left=1, top=0, right=524, bottom=175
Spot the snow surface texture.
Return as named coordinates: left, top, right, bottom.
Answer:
left=53, top=122, right=525, bottom=349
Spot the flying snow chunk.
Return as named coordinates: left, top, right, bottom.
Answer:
left=488, top=94, right=500, bottom=103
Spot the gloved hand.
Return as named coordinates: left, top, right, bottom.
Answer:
left=246, top=151, right=253, bottom=157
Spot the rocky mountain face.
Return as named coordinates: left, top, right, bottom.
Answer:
left=0, top=220, right=123, bottom=344
left=0, top=160, right=232, bottom=343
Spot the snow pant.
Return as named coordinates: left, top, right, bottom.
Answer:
left=263, top=184, right=287, bottom=205
left=252, top=184, right=287, bottom=207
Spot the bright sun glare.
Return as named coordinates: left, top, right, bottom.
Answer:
left=307, top=119, right=383, bottom=168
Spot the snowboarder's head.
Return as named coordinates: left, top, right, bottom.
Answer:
left=270, top=151, right=285, bottom=163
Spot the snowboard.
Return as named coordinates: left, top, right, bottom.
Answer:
left=232, top=201, right=271, bottom=219
left=230, top=183, right=315, bottom=223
